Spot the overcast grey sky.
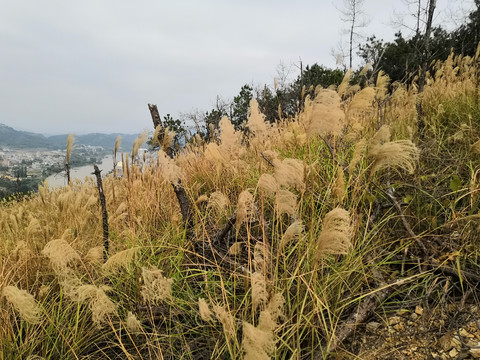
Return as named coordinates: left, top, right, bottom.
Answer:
left=0, top=0, right=474, bottom=135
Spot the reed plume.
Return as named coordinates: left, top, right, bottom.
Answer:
left=126, top=311, right=143, bottom=332
left=348, top=139, right=367, bottom=174
left=75, top=284, right=117, bottom=327
left=102, top=247, right=137, bottom=273
left=275, top=189, right=297, bottom=217
left=113, top=135, right=121, bottom=177
left=198, top=298, right=213, bottom=322
left=242, top=294, right=284, bottom=360
left=152, top=125, right=163, bottom=148
left=471, top=139, right=480, bottom=154
left=315, top=208, right=353, bottom=260
left=212, top=304, right=235, bottom=340
left=219, top=116, right=239, bottom=149
left=368, top=125, right=419, bottom=175
left=84, top=246, right=104, bottom=264
left=157, top=150, right=184, bottom=183
left=337, top=69, right=353, bottom=98
left=207, top=191, right=230, bottom=214
left=304, top=89, right=345, bottom=137
left=227, top=241, right=243, bottom=256
left=236, top=190, right=255, bottom=231
left=65, top=134, right=74, bottom=185
left=280, top=220, right=304, bottom=250
left=369, top=140, right=420, bottom=175
left=247, top=99, right=267, bottom=135
left=2, top=285, right=41, bottom=324
left=42, top=239, right=81, bottom=272
left=251, top=271, right=268, bottom=311
left=141, top=267, right=173, bottom=304
left=257, top=174, right=279, bottom=196
left=273, top=157, right=304, bottom=190
left=132, top=131, right=148, bottom=163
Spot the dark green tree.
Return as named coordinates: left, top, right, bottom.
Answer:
left=231, top=84, right=253, bottom=129
left=358, top=29, right=453, bottom=83
left=451, top=0, right=480, bottom=57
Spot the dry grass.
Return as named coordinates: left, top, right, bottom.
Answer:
left=1, top=53, right=480, bottom=359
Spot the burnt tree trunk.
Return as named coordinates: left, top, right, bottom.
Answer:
left=66, top=163, right=71, bottom=185
left=148, top=103, right=174, bottom=158
left=93, top=164, right=109, bottom=261
left=148, top=104, right=193, bottom=231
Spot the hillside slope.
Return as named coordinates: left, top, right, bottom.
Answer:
left=1, top=54, right=480, bottom=359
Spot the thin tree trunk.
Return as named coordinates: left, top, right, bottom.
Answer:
left=416, top=0, right=436, bottom=138
left=349, top=2, right=356, bottom=69
left=415, top=0, right=422, bottom=37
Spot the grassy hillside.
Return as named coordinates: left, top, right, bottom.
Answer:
left=1, top=53, right=480, bottom=359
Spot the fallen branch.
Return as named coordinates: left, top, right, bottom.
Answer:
left=324, top=271, right=422, bottom=354
left=213, top=214, right=236, bottom=244
left=430, top=260, right=480, bottom=284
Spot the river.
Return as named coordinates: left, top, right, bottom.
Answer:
left=45, top=155, right=114, bottom=188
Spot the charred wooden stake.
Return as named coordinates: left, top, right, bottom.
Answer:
left=148, top=103, right=174, bottom=158
left=172, top=180, right=193, bottom=231
left=93, top=164, right=109, bottom=261
left=65, top=162, right=71, bottom=185
left=148, top=103, right=192, bottom=230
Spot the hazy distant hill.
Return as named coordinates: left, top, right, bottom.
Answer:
left=0, top=123, right=139, bottom=151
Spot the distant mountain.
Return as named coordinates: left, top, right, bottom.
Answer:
left=0, top=123, right=140, bottom=151
left=0, top=123, right=52, bottom=149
